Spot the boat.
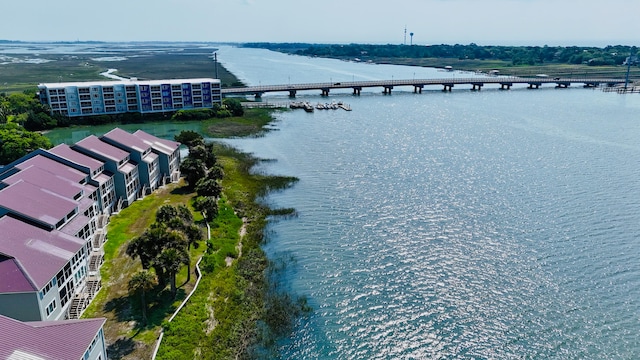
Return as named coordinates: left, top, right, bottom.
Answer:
left=303, top=102, right=314, bottom=112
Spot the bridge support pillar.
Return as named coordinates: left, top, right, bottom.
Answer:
left=471, top=83, right=483, bottom=91
left=556, top=83, right=569, bottom=88
left=321, top=88, right=330, bottom=96
left=443, top=84, right=453, bottom=92
left=414, top=85, right=423, bottom=93
left=383, top=86, right=393, bottom=94
left=289, top=90, right=297, bottom=98
left=352, top=87, right=362, bottom=95
left=500, top=83, right=512, bottom=90
left=254, top=92, right=263, bottom=99
left=528, top=83, right=540, bottom=89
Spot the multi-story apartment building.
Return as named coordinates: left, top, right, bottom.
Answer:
left=73, top=135, right=141, bottom=209
left=38, top=78, right=222, bottom=117
left=0, top=215, right=88, bottom=322
left=101, top=128, right=161, bottom=194
left=0, top=314, right=107, bottom=360
left=0, top=129, right=182, bottom=326
left=134, top=130, right=182, bottom=184
left=49, top=143, right=117, bottom=215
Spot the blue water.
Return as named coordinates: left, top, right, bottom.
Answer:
left=222, top=47, right=640, bottom=359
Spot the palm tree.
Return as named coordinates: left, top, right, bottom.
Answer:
left=157, top=247, right=189, bottom=298
left=128, top=270, right=156, bottom=325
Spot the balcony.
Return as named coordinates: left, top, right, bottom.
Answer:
left=96, top=214, right=109, bottom=229
left=92, top=230, right=106, bottom=249
left=67, top=292, right=89, bottom=319
left=88, top=252, right=104, bottom=273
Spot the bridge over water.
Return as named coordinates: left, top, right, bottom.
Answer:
left=221, top=77, right=627, bottom=98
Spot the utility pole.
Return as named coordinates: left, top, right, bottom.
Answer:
left=624, top=50, right=633, bottom=90
left=213, top=52, right=219, bottom=79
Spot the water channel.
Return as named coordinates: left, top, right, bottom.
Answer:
left=47, top=46, right=640, bottom=359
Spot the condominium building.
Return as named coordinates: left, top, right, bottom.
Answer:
left=0, top=314, right=107, bottom=360
left=134, top=130, right=182, bottom=184
left=101, top=128, right=161, bottom=194
left=73, top=135, right=141, bottom=209
left=49, top=144, right=118, bottom=214
left=0, top=128, right=182, bottom=325
left=38, top=78, right=222, bottom=117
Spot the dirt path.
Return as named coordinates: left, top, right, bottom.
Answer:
left=225, top=217, right=246, bottom=267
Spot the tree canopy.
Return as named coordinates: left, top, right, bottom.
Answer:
left=0, top=122, right=52, bottom=164
left=243, top=42, right=639, bottom=67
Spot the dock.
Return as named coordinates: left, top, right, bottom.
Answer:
left=290, top=101, right=352, bottom=112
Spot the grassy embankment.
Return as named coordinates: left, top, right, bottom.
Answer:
left=79, top=107, right=297, bottom=359
left=156, top=143, right=301, bottom=360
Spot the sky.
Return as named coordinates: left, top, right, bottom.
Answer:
left=3, top=0, right=640, bottom=46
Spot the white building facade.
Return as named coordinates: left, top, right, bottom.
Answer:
left=38, top=78, right=222, bottom=117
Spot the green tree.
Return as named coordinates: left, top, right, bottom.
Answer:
left=128, top=270, right=156, bottom=325
left=0, top=123, right=52, bottom=164
left=174, top=130, right=204, bottom=149
left=157, top=247, right=189, bottom=298
left=208, top=164, right=224, bottom=181
left=195, top=177, right=222, bottom=198
left=155, top=204, right=202, bottom=282
left=222, top=98, right=244, bottom=117
left=193, top=196, right=218, bottom=221
left=179, top=157, right=207, bottom=189
left=189, top=144, right=218, bottom=168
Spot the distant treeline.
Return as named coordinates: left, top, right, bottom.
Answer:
left=242, top=43, right=639, bottom=66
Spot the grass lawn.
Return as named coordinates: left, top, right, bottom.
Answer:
left=82, top=181, right=207, bottom=360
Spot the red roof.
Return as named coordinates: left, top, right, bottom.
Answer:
left=49, top=144, right=105, bottom=175
left=0, top=314, right=106, bottom=360
left=103, top=127, right=152, bottom=154
left=0, top=180, right=78, bottom=228
left=0, top=216, right=85, bottom=290
left=0, top=257, right=33, bottom=293
left=134, top=129, right=181, bottom=156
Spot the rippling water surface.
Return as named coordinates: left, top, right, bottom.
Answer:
left=219, top=47, right=640, bottom=359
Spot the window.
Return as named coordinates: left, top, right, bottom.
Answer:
left=45, top=299, right=57, bottom=317
left=40, top=278, right=56, bottom=299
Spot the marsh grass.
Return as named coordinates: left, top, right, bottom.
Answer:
left=156, top=143, right=307, bottom=360
left=0, top=47, right=241, bottom=93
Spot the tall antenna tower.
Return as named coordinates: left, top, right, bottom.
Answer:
left=404, top=26, right=407, bottom=45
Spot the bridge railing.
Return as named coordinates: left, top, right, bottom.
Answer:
left=222, top=77, right=627, bottom=94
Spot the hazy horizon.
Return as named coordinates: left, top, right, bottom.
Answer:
left=2, top=0, right=639, bottom=48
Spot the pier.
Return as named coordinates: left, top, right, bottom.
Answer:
left=222, top=77, right=627, bottom=99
